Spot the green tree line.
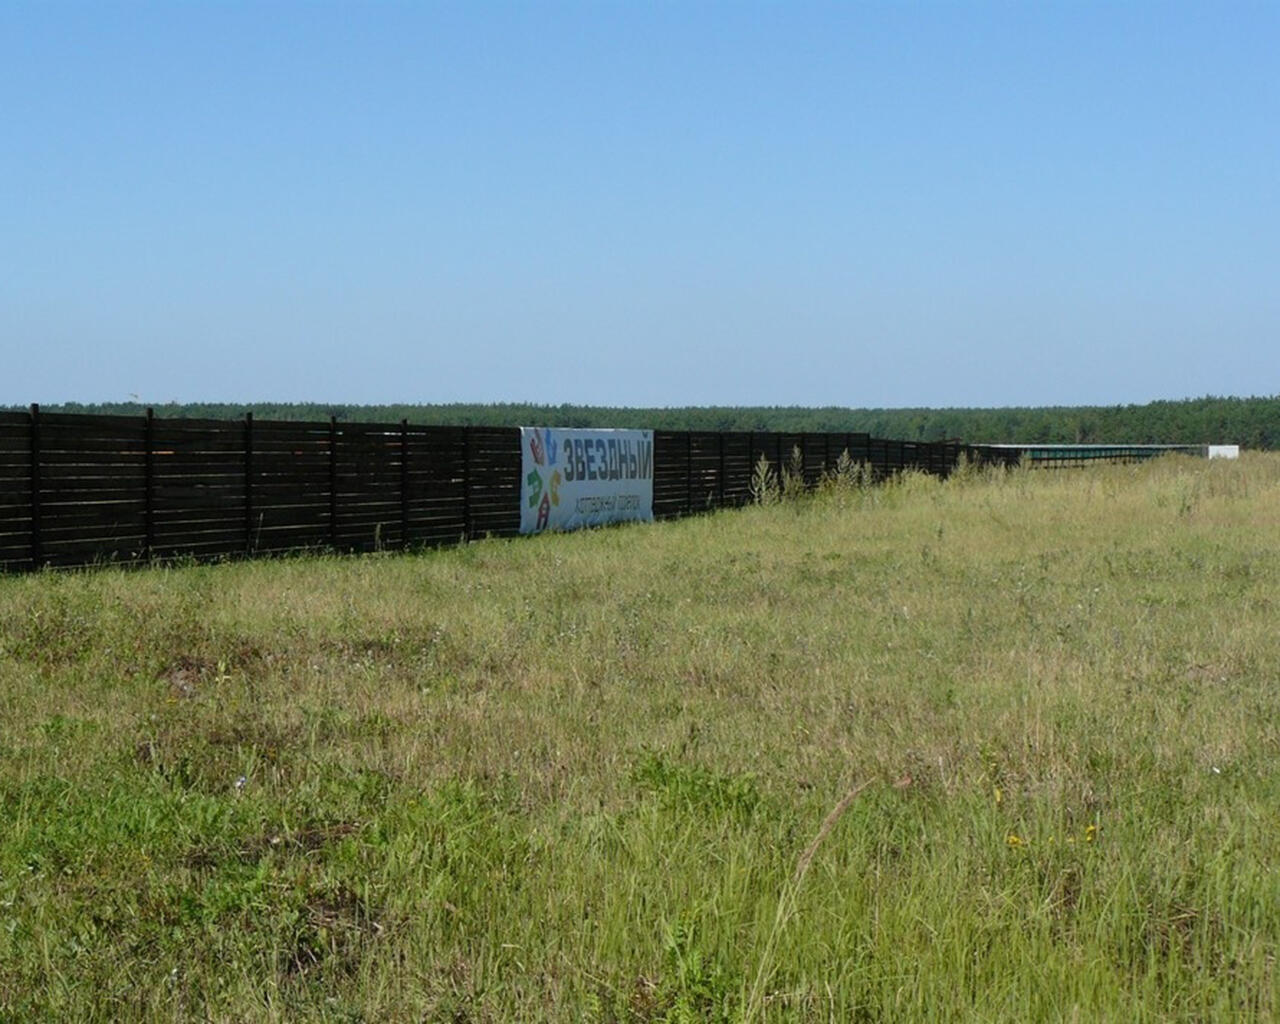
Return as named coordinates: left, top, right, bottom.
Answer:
left=9, top=395, right=1278, bottom=448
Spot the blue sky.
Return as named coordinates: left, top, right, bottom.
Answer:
left=3, top=2, right=1277, bottom=408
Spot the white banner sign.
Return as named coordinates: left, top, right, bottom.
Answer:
left=520, top=427, right=654, bottom=534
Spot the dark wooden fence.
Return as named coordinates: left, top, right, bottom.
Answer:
left=0, top=406, right=1052, bottom=572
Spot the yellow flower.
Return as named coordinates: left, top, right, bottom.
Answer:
left=994, top=786, right=1003, bottom=805
left=1085, top=823, right=1098, bottom=843
left=1005, top=832, right=1024, bottom=847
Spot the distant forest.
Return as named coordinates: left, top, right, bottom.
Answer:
left=10, top=396, right=1279, bottom=449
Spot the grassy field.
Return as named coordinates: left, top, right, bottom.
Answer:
left=2, top=455, right=1279, bottom=1021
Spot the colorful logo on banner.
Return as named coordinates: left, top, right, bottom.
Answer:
left=526, top=428, right=563, bottom=531
left=520, top=427, right=654, bottom=534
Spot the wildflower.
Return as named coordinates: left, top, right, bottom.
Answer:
left=994, top=786, right=1003, bottom=805
left=1005, top=832, right=1024, bottom=847
left=1085, top=823, right=1098, bottom=843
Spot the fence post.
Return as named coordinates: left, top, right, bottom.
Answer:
left=144, top=407, right=154, bottom=561
left=717, top=432, right=726, bottom=508
left=685, top=432, right=693, bottom=514
left=29, top=403, right=42, bottom=570
left=400, top=419, right=409, bottom=549
left=244, top=411, right=254, bottom=555
left=462, top=428, right=472, bottom=541
left=328, top=416, right=338, bottom=549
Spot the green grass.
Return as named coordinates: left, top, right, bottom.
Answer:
left=2, top=454, right=1279, bottom=1021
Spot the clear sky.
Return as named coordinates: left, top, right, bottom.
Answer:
left=3, top=2, right=1277, bottom=408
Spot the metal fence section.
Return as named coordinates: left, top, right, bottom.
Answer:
left=982, top=444, right=1207, bottom=467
